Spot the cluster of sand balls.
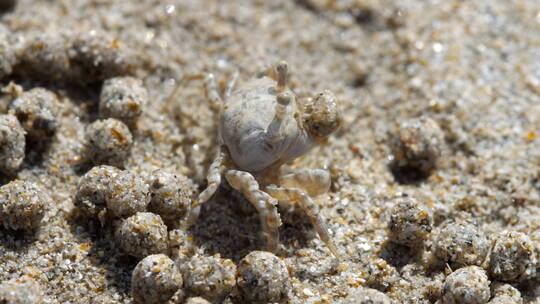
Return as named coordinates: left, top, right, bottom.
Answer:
left=1, top=28, right=137, bottom=83
left=79, top=73, right=292, bottom=302
left=130, top=250, right=292, bottom=304
left=0, top=87, right=62, bottom=175
left=385, top=117, right=538, bottom=303
left=74, top=165, right=293, bottom=304
left=435, top=228, right=537, bottom=303
left=76, top=167, right=191, bottom=222
left=85, top=76, right=148, bottom=167
left=75, top=167, right=194, bottom=258
left=75, top=166, right=147, bottom=220
left=0, top=76, right=147, bottom=175
left=385, top=195, right=538, bottom=304
left=1, top=30, right=145, bottom=171
left=16, top=30, right=137, bottom=83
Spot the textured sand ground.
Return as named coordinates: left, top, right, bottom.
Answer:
left=1, top=0, right=540, bottom=303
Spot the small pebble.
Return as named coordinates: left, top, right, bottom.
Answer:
left=489, top=231, right=537, bottom=282
left=342, top=287, right=392, bottom=304
left=237, top=251, right=291, bottom=303
left=0, top=114, right=25, bottom=174
left=131, top=254, right=182, bottom=304
left=86, top=118, right=133, bottom=167
left=106, top=170, right=150, bottom=218
left=100, top=76, right=148, bottom=126
left=442, top=266, right=490, bottom=304
left=115, top=212, right=169, bottom=259
left=391, top=117, right=444, bottom=179
left=488, top=282, right=522, bottom=304
left=388, top=197, right=432, bottom=247
left=74, top=165, right=121, bottom=221
left=148, top=169, right=193, bottom=222
left=0, top=180, right=50, bottom=231
left=0, top=276, right=44, bottom=304
left=8, top=88, right=60, bottom=139
left=180, top=254, right=237, bottom=303
left=431, top=218, right=489, bottom=267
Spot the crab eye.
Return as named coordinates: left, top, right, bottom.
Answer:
left=303, top=90, right=341, bottom=138
left=276, top=92, right=292, bottom=106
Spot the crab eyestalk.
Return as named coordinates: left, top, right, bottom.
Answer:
left=266, top=91, right=293, bottom=144
left=275, top=91, right=292, bottom=120
left=302, top=90, right=342, bottom=139
left=276, top=61, right=288, bottom=93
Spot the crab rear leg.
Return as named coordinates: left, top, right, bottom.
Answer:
left=185, top=147, right=226, bottom=227
left=225, top=170, right=282, bottom=252
left=266, top=170, right=341, bottom=258
left=278, top=169, right=331, bottom=197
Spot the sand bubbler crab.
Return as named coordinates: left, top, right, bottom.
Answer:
left=184, top=61, right=342, bottom=257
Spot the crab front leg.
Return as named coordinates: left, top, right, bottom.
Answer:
left=266, top=169, right=341, bottom=258
left=225, top=170, right=282, bottom=252
left=185, top=147, right=227, bottom=227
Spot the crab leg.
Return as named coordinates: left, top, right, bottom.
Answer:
left=204, top=73, right=223, bottom=111
left=225, top=170, right=282, bottom=252
left=266, top=184, right=341, bottom=258
left=278, top=169, right=331, bottom=197
left=185, top=147, right=226, bottom=228
left=224, top=70, right=239, bottom=99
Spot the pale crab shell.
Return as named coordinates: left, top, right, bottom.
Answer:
left=219, top=77, right=313, bottom=172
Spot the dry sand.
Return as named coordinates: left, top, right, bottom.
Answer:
left=1, top=0, right=540, bottom=303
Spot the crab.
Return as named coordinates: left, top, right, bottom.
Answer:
left=185, top=61, right=342, bottom=257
